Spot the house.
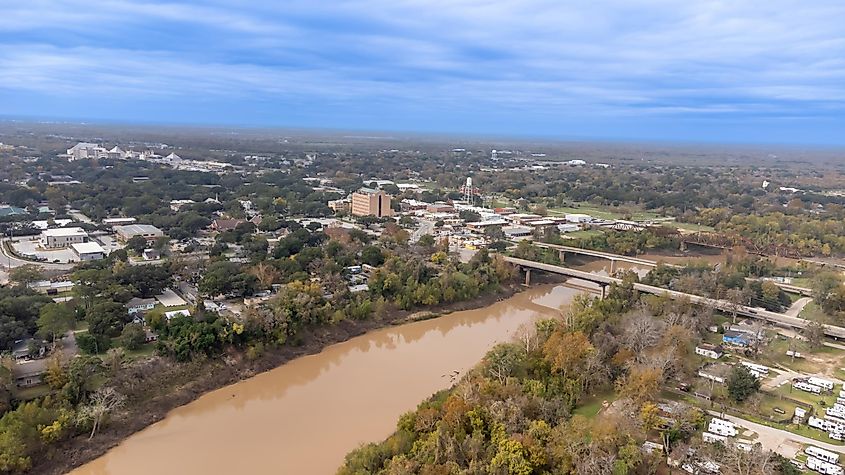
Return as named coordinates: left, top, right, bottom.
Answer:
left=14, top=363, right=45, bottom=388
left=722, top=331, right=752, bottom=347
left=695, top=343, right=724, bottom=359
left=698, top=363, right=732, bottom=384
left=126, top=297, right=156, bottom=315
left=210, top=219, right=244, bottom=232
left=71, top=242, right=106, bottom=261
left=11, top=338, right=43, bottom=360
left=40, top=227, right=88, bottom=248
left=170, top=199, right=196, bottom=211
left=142, top=248, right=161, bottom=261
left=115, top=224, right=164, bottom=242
left=0, top=205, right=27, bottom=217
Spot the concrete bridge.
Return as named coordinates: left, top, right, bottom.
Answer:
left=504, top=256, right=842, bottom=338
left=531, top=242, right=813, bottom=296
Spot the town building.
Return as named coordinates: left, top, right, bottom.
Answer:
left=722, top=331, right=752, bottom=347
left=328, top=198, right=351, bottom=213
left=351, top=188, right=393, bottom=217
left=66, top=142, right=107, bottom=160
left=102, top=217, right=137, bottom=226
left=142, top=248, right=161, bottom=261
left=40, top=227, right=88, bottom=248
left=71, top=242, right=106, bottom=261
left=170, top=199, right=196, bottom=211
left=114, top=224, right=164, bottom=242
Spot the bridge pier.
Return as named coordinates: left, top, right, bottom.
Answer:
left=609, top=259, right=616, bottom=274
left=524, top=268, right=532, bottom=286
left=680, top=241, right=688, bottom=252
left=558, top=250, right=566, bottom=263
left=599, top=283, right=608, bottom=300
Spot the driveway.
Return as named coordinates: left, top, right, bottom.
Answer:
left=786, top=297, right=813, bottom=317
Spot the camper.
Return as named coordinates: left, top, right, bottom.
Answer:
left=809, top=377, right=835, bottom=391
left=741, top=361, right=770, bottom=376
left=796, top=381, right=823, bottom=394
left=703, top=432, right=727, bottom=443
left=807, top=456, right=844, bottom=475
left=806, top=446, right=840, bottom=464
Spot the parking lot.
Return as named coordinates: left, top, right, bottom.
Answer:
left=11, top=237, right=77, bottom=264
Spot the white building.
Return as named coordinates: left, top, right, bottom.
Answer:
left=71, top=242, right=106, bottom=261
left=66, top=142, right=107, bottom=160
left=40, top=227, right=88, bottom=249
left=102, top=217, right=137, bottom=226
left=169, top=200, right=196, bottom=211
left=565, top=213, right=593, bottom=223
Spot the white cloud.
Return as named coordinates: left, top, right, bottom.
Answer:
left=1, top=0, right=844, bottom=121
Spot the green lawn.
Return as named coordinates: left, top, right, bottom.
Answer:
left=574, top=389, right=617, bottom=418
left=548, top=202, right=663, bottom=221
left=799, top=301, right=834, bottom=324
left=125, top=342, right=157, bottom=361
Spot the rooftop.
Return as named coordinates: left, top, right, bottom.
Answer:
left=115, top=224, right=163, bottom=235
left=41, top=227, right=87, bottom=237
left=71, top=242, right=106, bottom=254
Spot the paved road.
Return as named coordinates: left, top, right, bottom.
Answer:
left=411, top=219, right=435, bottom=244
left=709, top=411, right=845, bottom=457
left=786, top=297, right=813, bottom=317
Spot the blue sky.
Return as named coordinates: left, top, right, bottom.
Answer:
left=2, top=1, right=845, bottom=145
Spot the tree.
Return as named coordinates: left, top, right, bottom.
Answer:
left=417, top=234, right=435, bottom=248
left=36, top=303, right=75, bottom=346
left=617, top=365, right=663, bottom=406
left=458, top=210, right=481, bottom=223
left=119, top=323, right=146, bottom=350
left=361, top=246, right=385, bottom=267
left=77, top=387, right=125, bottom=439
left=125, top=235, right=147, bottom=253
left=802, top=320, right=826, bottom=348
left=8, top=265, right=43, bottom=286
left=727, top=366, right=760, bottom=402
left=86, top=301, right=126, bottom=338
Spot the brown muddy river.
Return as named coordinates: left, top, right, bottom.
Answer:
left=71, top=284, right=584, bottom=475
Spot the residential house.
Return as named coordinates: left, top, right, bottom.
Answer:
left=695, top=343, right=724, bottom=359
left=126, top=297, right=156, bottom=315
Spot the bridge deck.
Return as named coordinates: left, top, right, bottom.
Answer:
left=504, top=256, right=841, bottom=338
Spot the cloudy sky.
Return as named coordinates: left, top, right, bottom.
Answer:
left=2, top=0, right=845, bottom=144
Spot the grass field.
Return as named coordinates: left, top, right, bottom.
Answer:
left=574, top=389, right=617, bottom=418
left=799, top=301, right=833, bottom=324
left=548, top=202, right=663, bottom=221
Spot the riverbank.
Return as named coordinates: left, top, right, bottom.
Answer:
left=37, top=279, right=546, bottom=475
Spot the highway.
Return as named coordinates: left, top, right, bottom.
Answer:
left=504, top=256, right=845, bottom=338
left=532, top=242, right=813, bottom=296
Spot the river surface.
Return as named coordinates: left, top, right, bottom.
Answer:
left=71, top=284, right=584, bottom=475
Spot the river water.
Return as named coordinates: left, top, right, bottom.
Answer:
left=71, top=284, right=584, bottom=475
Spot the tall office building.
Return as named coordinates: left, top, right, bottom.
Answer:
left=351, top=188, right=393, bottom=217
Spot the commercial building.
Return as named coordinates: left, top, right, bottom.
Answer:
left=115, top=224, right=164, bottom=242
left=40, top=227, right=88, bottom=249
left=351, top=188, right=393, bottom=217
left=71, top=242, right=106, bottom=261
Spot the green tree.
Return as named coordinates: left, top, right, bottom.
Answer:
left=727, top=366, right=760, bottom=402
left=125, top=235, right=147, bottom=253
left=8, top=265, right=43, bottom=286
left=119, top=323, right=146, bottom=350
left=36, top=303, right=75, bottom=346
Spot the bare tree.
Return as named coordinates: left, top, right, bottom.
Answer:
left=513, top=322, right=538, bottom=353
left=78, top=387, right=126, bottom=440
left=623, top=310, right=662, bottom=360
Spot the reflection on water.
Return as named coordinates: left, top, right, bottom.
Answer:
left=72, top=284, right=582, bottom=475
